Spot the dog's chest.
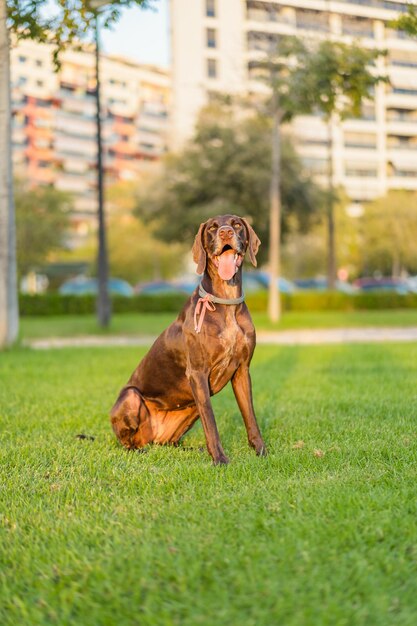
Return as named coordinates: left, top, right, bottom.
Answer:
left=209, top=316, right=248, bottom=392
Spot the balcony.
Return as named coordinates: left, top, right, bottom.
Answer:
left=55, top=138, right=96, bottom=159
left=296, top=9, right=329, bottom=33
left=55, top=174, right=93, bottom=194
left=342, top=15, right=374, bottom=38
left=387, top=142, right=417, bottom=151
left=25, top=146, right=55, bottom=161
left=246, top=2, right=293, bottom=25
left=341, top=1, right=408, bottom=14
left=386, top=118, right=417, bottom=135
left=388, top=176, right=417, bottom=190
left=345, top=168, right=378, bottom=177
left=247, top=31, right=279, bottom=53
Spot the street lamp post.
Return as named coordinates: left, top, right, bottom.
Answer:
left=91, top=0, right=111, bottom=326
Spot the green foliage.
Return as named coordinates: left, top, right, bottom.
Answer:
left=283, top=191, right=362, bottom=280
left=6, top=0, right=152, bottom=64
left=107, top=216, right=186, bottom=285
left=362, top=191, right=417, bottom=277
left=19, top=293, right=189, bottom=316
left=137, top=104, right=322, bottom=264
left=299, top=40, right=386, bottom=120
left=391, top=3, right=417, bottom=38
left=1, top=344, right=417, bottom=624
left=250, top=36, right=313, bottom=122
left=283, top=190, right=417, bottom=280
left=15, top=181, right=72, bottom=276
left=19, top=290, right=417, bottom=317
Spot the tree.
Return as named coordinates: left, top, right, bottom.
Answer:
left=282, top=190, right=362, bottom=281
left=0, top=0, right=18, bottom=347
left=137, top=102, right=321, bottom=267
left=95, top=181, right=186, bottom=284
left=250, top=36, right=315, bottom=321
left=298, top=40, right=386, bottom=288
left=108, top=216, right=186, bottom=285
left=392, top=3, right=417, bottom=37
left=361, top=191, right=417, bottom=277
left=15, top=181, right=71, bottom=277
left=0, top=0, right=150, bottom=347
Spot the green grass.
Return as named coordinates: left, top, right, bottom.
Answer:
left=20, top=308, right=417, bottom=340
left=1, top=343, right=417, bottom=625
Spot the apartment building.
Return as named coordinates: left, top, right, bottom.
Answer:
left=170, top=0, right=417, bottom=202
left=11, top=39, right=170, bottom=235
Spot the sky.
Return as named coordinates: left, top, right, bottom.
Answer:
left=100, top=0, right=170, bottom=68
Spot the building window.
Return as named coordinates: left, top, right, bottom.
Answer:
left=207, top=58, right=217, bottom=79
left=18, top=55, right=27, bottom=63
left=206, top=0, right=215, bottom=18
left=36, top=80, right=44, bottom=87
left=35, top=59, right=43, bottom=67
left=207, top=28, right=216, bottom=48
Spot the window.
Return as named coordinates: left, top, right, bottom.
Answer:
left=206, top=0, right=215, bottom=18
left=18, top=55, right=27, bottom=63
left=35, top=59, right=43, bottom=67
left=36, top=80, right=44, bottom=87
left=207, top=58, right=217, bottom=79
left=207, top=28, right=216, bottom=48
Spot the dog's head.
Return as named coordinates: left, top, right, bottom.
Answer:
left=192, top=214, right=261, bottom=278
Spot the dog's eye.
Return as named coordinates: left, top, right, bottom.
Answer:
left=233, top=223, right=242, bottom=230
left=209, top=225, right=217, bottom=232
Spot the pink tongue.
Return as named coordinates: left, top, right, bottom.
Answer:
left=217, top=250, right=237, bottom=280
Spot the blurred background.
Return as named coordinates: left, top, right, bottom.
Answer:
left=6, top=0, right=417, bottom=326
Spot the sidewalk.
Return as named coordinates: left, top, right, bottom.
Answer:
left=25, top=326, right=417, bottom=349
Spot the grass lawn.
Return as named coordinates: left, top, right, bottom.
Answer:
left=20, top=308, right=417, bottom=340
left=1, top=342, right=417, bottom=625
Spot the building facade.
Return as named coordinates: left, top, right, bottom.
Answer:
left=170, top=0, right=417, bottom=202
left=11, top=39, right=170, bottom=236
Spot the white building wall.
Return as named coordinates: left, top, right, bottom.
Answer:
left=170, top=0, right=417, bottom=200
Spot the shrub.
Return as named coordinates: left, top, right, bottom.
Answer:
left=19, top=294, right=188, bottom=316
left=19, top=291, right=417, bottom=316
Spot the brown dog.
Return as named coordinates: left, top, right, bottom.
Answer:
left=110, top=214, right=266, bottom=464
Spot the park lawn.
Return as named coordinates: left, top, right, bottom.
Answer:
left=20, top=308, right=417, bottom=340
left=1, top=343, right=417, bottom=626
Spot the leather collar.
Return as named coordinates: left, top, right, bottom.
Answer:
left=198, top=284, right=245, bottom=306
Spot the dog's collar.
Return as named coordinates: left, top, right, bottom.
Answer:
left=198, top=284, right=245, bottom=306
left=194, top=284, right=245, bottom=333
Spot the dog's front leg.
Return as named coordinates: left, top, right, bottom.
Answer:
left=231, top=365, right=267, bottom=456
left=186, top=369, right=229, bottom=465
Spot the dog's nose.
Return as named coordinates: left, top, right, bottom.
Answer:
left=218, top=226, right=234, bottom=240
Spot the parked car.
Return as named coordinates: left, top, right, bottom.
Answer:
left=353, top=277, right=411, bottom=294
left=59, top=276, right=133, bottom=297
left=406, top=276, right=417, bottom=294
left=134, top=280, right=190, bottom=296
left=294, top=278, right=357, bottom=294
left=244, top=271, right=296, bottom=294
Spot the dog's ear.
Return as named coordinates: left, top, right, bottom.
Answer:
left=192, top=222, right=207, bottom=275
left=241, top=218, right=261, bottom=267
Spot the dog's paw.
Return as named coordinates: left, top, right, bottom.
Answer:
left=252, top=441, right=267, bottom=457
left=256, top=446, right=268, bottom=457
left=213, top=453, right=229, bottom=466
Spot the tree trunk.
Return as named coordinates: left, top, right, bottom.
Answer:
left=326, top=117, right=336, bottom=290
left=392, top=249, right=400, bottom=279
left=94, top=14, right=111, bottom=327
left=0, top=0, right=19, bottom=348
left=268, top=107, right=281, bottom=323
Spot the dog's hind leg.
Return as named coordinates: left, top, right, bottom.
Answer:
left=152, top=406, right=199, bottom=446
left=110, top=386, right=153, bottom=449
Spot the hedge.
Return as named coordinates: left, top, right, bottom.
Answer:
left=19, top=291, right=417, bottom=316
